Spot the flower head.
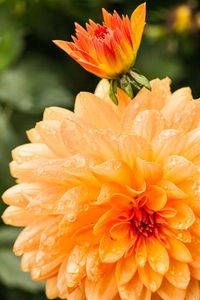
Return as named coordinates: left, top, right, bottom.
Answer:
left=2, top=78, right=200, bottom=299
left=53, top=3, right=146, bottom=79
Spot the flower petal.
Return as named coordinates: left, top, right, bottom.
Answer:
left=146, top=185, right=167, bottom=211
left=131, top=3, right=146, bottom=55
left=185, top=279, right=200, bottom=300
left=91, top=159, right=134, bottom=187
left=119, top=135, right=152, bottom=169
left=99, top=234, right=129, bottom=263
left=167, top=201, right=195, bottom=230
left=163, top=155, right=197, bottom=184
left=151, top=130, right=186, bottom=163
left=85, top=266, right=118, bottom=300
left=66, top=245, right=87, bottom=287
left=146, top=238, right=169, bottom=275
left=167, top=236, right=192, bottom=262
left=165, top=258, right=190, bottom=289
left=137, top=159, right=163, bottom=184
left=115, top=252, right=137, bottom=285
left=157, top=278, right=186, bottom=300
left=118, top=272, right=143, bottom=300
left=135, top=237, right=147, bottom=267
left=138, top=263, right=163, bottom=292
left=130, top=110, right=166, bottom=142
left=75, top=92, right=119, bottom=129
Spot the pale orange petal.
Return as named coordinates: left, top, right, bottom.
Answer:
left=146, top=185, right=167, bottom=211
left=99, top=234, right=129, bottom=263
left=165, top=258, right=190, bottom=289
left=157, top=278, right=186, bottom=300
left=43, top=106, right=73, bottom=121
left=152, top=130, right=186, bottom=163
left=66, top=246, right=87, bottom=287
left=161, top=87, right=192, bottom=122
left=185, top=279, right=200, bottom=300
left=135, top=237, right=147, bottom=267
left=163, top=155, right=197, bottom=183
left=167, top=201, right=195, bottom=230
left=75, top=92, right=119, bottom=130
left=167, top=236, right=192, bottom=262
left=91, top=159, right=134, bottom=187
left=118, top=272, right=143, bottom=300
left=130, top=110, right=166, bottom=142
left=146, top=238, right=169, bottom=275
left=2, top=206, right=39, bottom=226
left=85, top=266, right=118, bottom=300
left=115, top=252, right=137, bottom=285
left=138, top=263, right=163, bottom=292
left=137, top=159, right=163, bottom=184
left=119, top=135, right=152, bottom=169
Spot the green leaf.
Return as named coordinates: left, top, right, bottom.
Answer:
left=0, top=4, right=24, bottom=72
left=119, top=77, right=134, bottom=98
left=0, top=249, right=45, bottom=292
left=0, top=226, right=45, bottom=292
left=129, top=70, right=151, bottom=91
left=0, top=227, right=21, bottom=248
left=0, top=55, right=74, bottom=114
left=109, top=79, right=118, bottom=105
left=0, top=107, right=19, bottom=198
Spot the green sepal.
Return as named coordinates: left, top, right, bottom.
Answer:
left=129, top=70, right=151, bottom=91
left=120, top=77, right=134, bottom=99
left=109, top=79, right=118, bottom=105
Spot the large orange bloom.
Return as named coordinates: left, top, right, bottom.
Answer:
left=2, top=78, right=200, bottom=300
left=53, top=3, right=146, bottom=79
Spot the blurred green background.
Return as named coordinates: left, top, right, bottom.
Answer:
left=0, top=0, right=199, bottom=299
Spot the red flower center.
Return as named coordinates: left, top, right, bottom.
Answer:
left=94, top=25, right=109, bottom=39
left=131, top=206, right=157, bottom=237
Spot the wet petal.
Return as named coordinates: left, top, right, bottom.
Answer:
left=119, top=135, right=152, bottom=169
left=138, top=263, right=163, bottom=292
left=66, top=245, right=87, bottom=287
left=43, top=106, right=73, bottom=121
left=46, top=276, right=59, bottom=299
left=135, top=237, right=147, bottom=267
left=12, top=143, right=56, bottom=163
left=163, top=155, right=197, bottom=184
left=167, top=201, right=195, bottom=230
left=146, top=185, right=167, bottom=211
left=165, top=258, right=190, bottom=289
left=109, top=222, right=130, bottom=240
left=161, top=87, right=192, bottom=122
left=75, top=92, right=119, bottom=129
left=118, top=272, right=143, bottom=300
left=151, top=130, right=186, bottom=163
left=91, top=159, right=134, bottom=186
left=85, top=266, right=118, bottom=300
left=157, top=278, right=186, bottom=300
left=13, top=217, right=55, bottom=255
left=167, top=236, right=192, bottom=262
left=115, top=252, right=137, bottom=285
left=130, top=110, right=166, bottom=142
left=137, top=159, right=163, bottom=184
left=146, top=237, right=169, bottom=275
left=185, top=279, right=200, bottom=300
left=182, top=128, right=200, bottom=163
left=2, top=206, right=39, bottom=226
left=157, top=180, right=187, bottom=199
left=99, top=234, right=129, bottom=263
left=36, top=121, right=69, bottom=157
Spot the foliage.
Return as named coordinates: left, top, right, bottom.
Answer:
left=0, top=0, right=199, bottom=299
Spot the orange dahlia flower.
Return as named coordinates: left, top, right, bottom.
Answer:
left=2, top=78, right=200, bottom=300
left=53, top=3, right=146, bottom=79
